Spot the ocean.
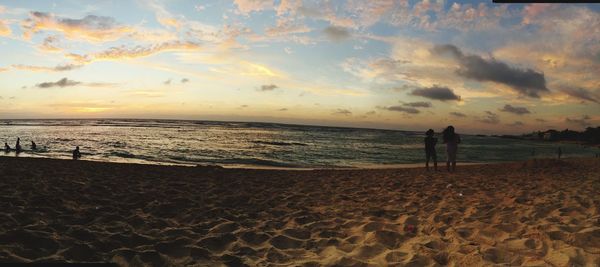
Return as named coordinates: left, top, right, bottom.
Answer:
left=0, top=119, right=595, bottom=168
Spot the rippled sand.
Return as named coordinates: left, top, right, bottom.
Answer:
left=0, top=157, right=598, bottom=266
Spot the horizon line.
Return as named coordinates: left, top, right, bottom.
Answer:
left=1, top=117, right=595, bottom=136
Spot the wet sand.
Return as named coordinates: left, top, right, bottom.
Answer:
left=0, top=156, right=598, bottom=266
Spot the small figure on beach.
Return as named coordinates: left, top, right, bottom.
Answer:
left=4, top=142, right=10, bottom=153
left=558, top=147, right=562, bottom=159
left=72, top=146, right=82, bottom=159
left=443, top=126, right=461, bottom=172
left=424, top=129, right=438, bottom=171
left=31, top=141, right=37, bottom=150
left=15, top=137, right=22, bottom=153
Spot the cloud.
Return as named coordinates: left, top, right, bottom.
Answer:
left=477, top=111, right=500, bottom=124
left=509, top=121, right=524, bottom=127
left=403, top=101, right=432, bottom=108
left=265, top=20, right=311, bottom=36
left=89, top=41, right=199, bottom=62
left=381, top=105, right=420, bottom=114
left=34, top=77, right=116, bottom=88
left=277, top=0, right=302, bottom=16
left=259, top=84, right=278, bottom=91
left=0, top=19, right=10, bottom=36
left=0, top=6, right=11, bottom=36
left=535, top=118, right=547, bottom=123
left=278, top=108, right=288, bottom=111
left=450, top=112, right=467, bottom=117
left=22, top=12, right=132, bottom=42
left=35, top=77, right=80, bottom=88
left=39, top=35, right=62, bottom=52
left=181, top=78, right=189, bottom=83
left=410, top=85, right=461, bottom=101
left=499, top=104, right=531, bottom=115
left=67, top=41, right=201, bottom=64
left=323, top=26, right=351, bottom=42
left=234, top=0, right=273, bottom=14
left=12, top=63, right=83, bottom=72
left=560, top=87, right=598, bottom=103
left=333, top=108, right=352, bottom=116
left=163, top=79, right=172, bottom=85
left=147, top=0, right=184, bottom=29
left=522, top=4, right=554, bottom=25
left=297, top=5, right=355, bottom=28
left=565, top=115, right=592, bottom=127
left=340, top=57, right=411, bottom=83
left=85, top=82, right=118, bottom=88
left=432, top=44, right=549, bottom=98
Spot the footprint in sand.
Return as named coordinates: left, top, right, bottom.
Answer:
left=282, top=228, right=311, bottom=240
left=197, top=233, right=237, bottom=253
left=239, top=231, right=270, bottom=246
left=269, top=235, right=304, bottom=250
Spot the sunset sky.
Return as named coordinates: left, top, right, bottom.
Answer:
left=0, top=0, right=598, bottom=133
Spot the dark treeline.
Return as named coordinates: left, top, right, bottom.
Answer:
left=505, top=126, right=600, bottom=145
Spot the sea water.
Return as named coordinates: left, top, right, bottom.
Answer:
left=0, top=119, right=595, bottom=168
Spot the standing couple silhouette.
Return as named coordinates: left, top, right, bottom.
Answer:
left=425, top=126, right=461, bottom=172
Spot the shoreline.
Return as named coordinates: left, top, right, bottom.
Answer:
left=0, top=153, right=588, bottom=171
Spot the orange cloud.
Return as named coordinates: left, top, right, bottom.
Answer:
left=68, top=41, right=201, bottom=64
left=0, top=6, right=9, bottom=36
left=234, top=0, right=273, bottom=14
left=0, top=20, right=10, bottom=36
left=39, top=35, right=62, bottom=52
left=22, top=11, right=132, bottom=42
left=12, top=63, right=83, bottom=72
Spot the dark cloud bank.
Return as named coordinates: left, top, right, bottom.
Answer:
left=410, top=85, right=461, bottom=101
left=260, top=84, right=278, bottom=91
left=432, top=44, right=549, bottom=98
left=500, top=104, right=530, bottom=115
left=323, top=26, right=351, bottom=42
left=36, top=78, right=80, bottom=88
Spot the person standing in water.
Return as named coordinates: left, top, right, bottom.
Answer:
left=4, top=142, right=10, bottom=153
left=72, top=146, right=82, bottom=159
left=442, top=126, right=461, bottom=172
left=15, top=137, right=22, bottom=153
left=31, top=141, right=37, bottom=150
left=424, top=129, right=438, bottom=171
left=558, top=147, right=562, bottom=159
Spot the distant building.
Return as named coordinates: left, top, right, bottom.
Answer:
left=543, top=130, right=559, bottom=141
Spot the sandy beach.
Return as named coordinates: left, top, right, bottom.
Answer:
left=0, top=156, right=598, bottom=266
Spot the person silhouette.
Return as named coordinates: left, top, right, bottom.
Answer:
left=424, top=129, right=438, bottom=171
left=31, top=141, right=37, bottom=150
left=4, top=142, right=10, bottom=153
left=15, top=137, right=22, bottom=153
left=442, top=126, right=461, bottom=172
left=72, top=146, right=82, bottom=159
left=558, top=147, right=562, bottom=159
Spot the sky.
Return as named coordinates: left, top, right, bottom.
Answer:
left=0, top=0, right=598, bottom=134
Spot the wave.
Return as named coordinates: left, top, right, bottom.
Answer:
left=162, top=155, right=307, bottom=168
left=108, top=151, right=136, bottom=158
left=213, top=158, right=307, bottom=168
left=252, top=140, right=308, bottom=146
